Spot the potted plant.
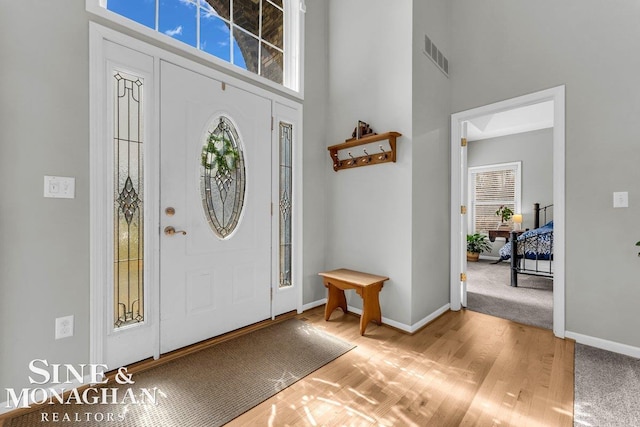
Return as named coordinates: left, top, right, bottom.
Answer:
left=467, top=233, right=492, bottom=262
left=636, top=241, right=640, bottom=256
left=495, top=205, right=514, bottom=229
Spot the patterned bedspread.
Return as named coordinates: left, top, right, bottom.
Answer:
left=499, top=221, right=553, bottom=260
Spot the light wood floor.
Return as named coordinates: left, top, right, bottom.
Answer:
left=0, top=306, right=573, bottom=427
left=230, top=306, right=574, bottom=427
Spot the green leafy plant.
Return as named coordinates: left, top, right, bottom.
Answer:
left=636, top=241, right=640, bottom=257
left=467, top=233, right=492, bottom=254
left=201, top=133, right=240, bottom=175
left=495, top=205, right=514, bottom=223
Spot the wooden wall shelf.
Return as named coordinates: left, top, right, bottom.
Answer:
left=327, top=131, right=402, bottom=171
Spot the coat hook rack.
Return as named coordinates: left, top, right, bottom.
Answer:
left=331, top=151, right=341, bottom=169
left=348, top=152, right=356, bottom=165
left=362, top=149, right=371, bottom=164
left=378, top=145, right=387, bottom=160
left=327, top=132, right=401, bottom=172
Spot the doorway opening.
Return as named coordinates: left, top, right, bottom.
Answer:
left=466, top=122, right=552, bottom=330
left=450, top=86, right=565, bottom=338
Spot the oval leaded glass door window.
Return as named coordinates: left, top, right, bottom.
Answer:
left=200, top=116, right=246, bottom=239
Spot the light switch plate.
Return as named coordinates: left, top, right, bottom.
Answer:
left=44, top=176, right=75, bottom=199
left=613, top=191, right=628, bottom=208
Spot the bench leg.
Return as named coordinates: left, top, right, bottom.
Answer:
left=358, top=284, right=383, bottom=335
left=324, top=282, right=347, bottom=320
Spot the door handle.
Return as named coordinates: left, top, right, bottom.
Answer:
left=164, top=226, right=187, bottom=236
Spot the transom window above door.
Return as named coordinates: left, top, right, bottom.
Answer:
left=101, top=0, right=290, bottom=86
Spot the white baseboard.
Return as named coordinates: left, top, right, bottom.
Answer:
left=408, top=303, right=451, bottom=333
left=347, top=303, right=450, bottom=334
left=0, top=374, right=93, bottom=415
left=302, top=298, right=326, bottom=312
left=566, top=331, right=640, bottom=359
left=0, top=403, right=13, bottom=416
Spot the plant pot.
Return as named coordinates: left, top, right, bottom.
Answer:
left=467, top=251, right=480, bottom=262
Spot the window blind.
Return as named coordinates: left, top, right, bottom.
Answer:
left=471, top=168, right=516, bottom=234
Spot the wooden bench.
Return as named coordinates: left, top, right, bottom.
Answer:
left=318, top=268, right=388, bottom=335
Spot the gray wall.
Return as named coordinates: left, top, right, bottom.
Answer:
left=451, top=0, right=640, bottom=347
left=410, top=0, right=452, bottom=324
left=326, top=0, right=414, bottom=326
left=468, top=128, right=553, bottom=257
left=0, top=1, right=91, bottom=392
left=301, top=0, right=330, bottom=305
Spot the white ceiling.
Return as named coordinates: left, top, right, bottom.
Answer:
left=466, top=101, right=554, bottom=141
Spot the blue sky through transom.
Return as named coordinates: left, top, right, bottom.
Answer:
left=107, top=0, right=247, bottom=70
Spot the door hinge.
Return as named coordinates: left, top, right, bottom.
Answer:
left=461, top=137, right=467, bottom=147
left=271, top=202, right=274, bottom=216
left=271, top=116, right=274, bottom=131
left=460, top=273, right=467, bottom=282
left=460, top=205, right=467, bottom=214
left=270, top=287, right=273, bottom=300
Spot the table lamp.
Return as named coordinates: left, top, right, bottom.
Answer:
left=512, top=214, right=523, bottom=230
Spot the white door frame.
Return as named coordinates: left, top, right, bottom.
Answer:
left=450, top=86, right=565, bottom=338
left=89, top=23, right=303, bottom=366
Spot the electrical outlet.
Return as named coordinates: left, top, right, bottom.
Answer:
left=55, top=315, right=74, bottom=340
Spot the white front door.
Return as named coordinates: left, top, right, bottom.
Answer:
left=159, top=61, right=272, bottom=353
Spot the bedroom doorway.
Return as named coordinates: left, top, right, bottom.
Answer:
left=450, top=86, right=566, bottom=338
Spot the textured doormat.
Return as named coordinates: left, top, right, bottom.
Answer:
left=5, top=319, right=355, bottom=427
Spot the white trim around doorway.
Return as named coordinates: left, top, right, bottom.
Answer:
left=450, top=86, right=565, bottom=338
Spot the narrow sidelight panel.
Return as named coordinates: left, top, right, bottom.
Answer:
left=113, top=71, right=145, bottom=328
left=279, top=122, right=292, bottom=288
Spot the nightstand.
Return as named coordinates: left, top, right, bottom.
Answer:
left=488, top=229, right=526, bottom=242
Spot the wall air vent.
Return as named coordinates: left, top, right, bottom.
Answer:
left=424, top=35, right=449, bottom=77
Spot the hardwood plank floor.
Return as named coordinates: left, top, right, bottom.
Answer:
left=229, top=306, right=574, bottom=427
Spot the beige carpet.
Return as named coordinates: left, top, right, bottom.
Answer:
left=6, top=319, right=355, bottom=427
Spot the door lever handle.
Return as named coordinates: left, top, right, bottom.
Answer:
left=164, top=226, right=187, bottom=236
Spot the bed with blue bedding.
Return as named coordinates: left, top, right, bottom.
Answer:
left=499, top=220, right=553, bottom=261
left=499, top=204, right=554, bottom=287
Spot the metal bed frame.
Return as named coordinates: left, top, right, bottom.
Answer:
left=510, top=203, right=553, bottom=287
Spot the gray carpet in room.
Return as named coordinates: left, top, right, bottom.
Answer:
left=574, top=343, right=640, bottom=427
left=466, top=259, right=553, bottom=329
left=5, top=318, right=355, bottom=427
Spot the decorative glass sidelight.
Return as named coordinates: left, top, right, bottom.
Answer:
left=200, top=116, right=246, bottom=239
left=279, top=122, right=293, bottom=288
left=113, top=71, right=145, bottom=328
